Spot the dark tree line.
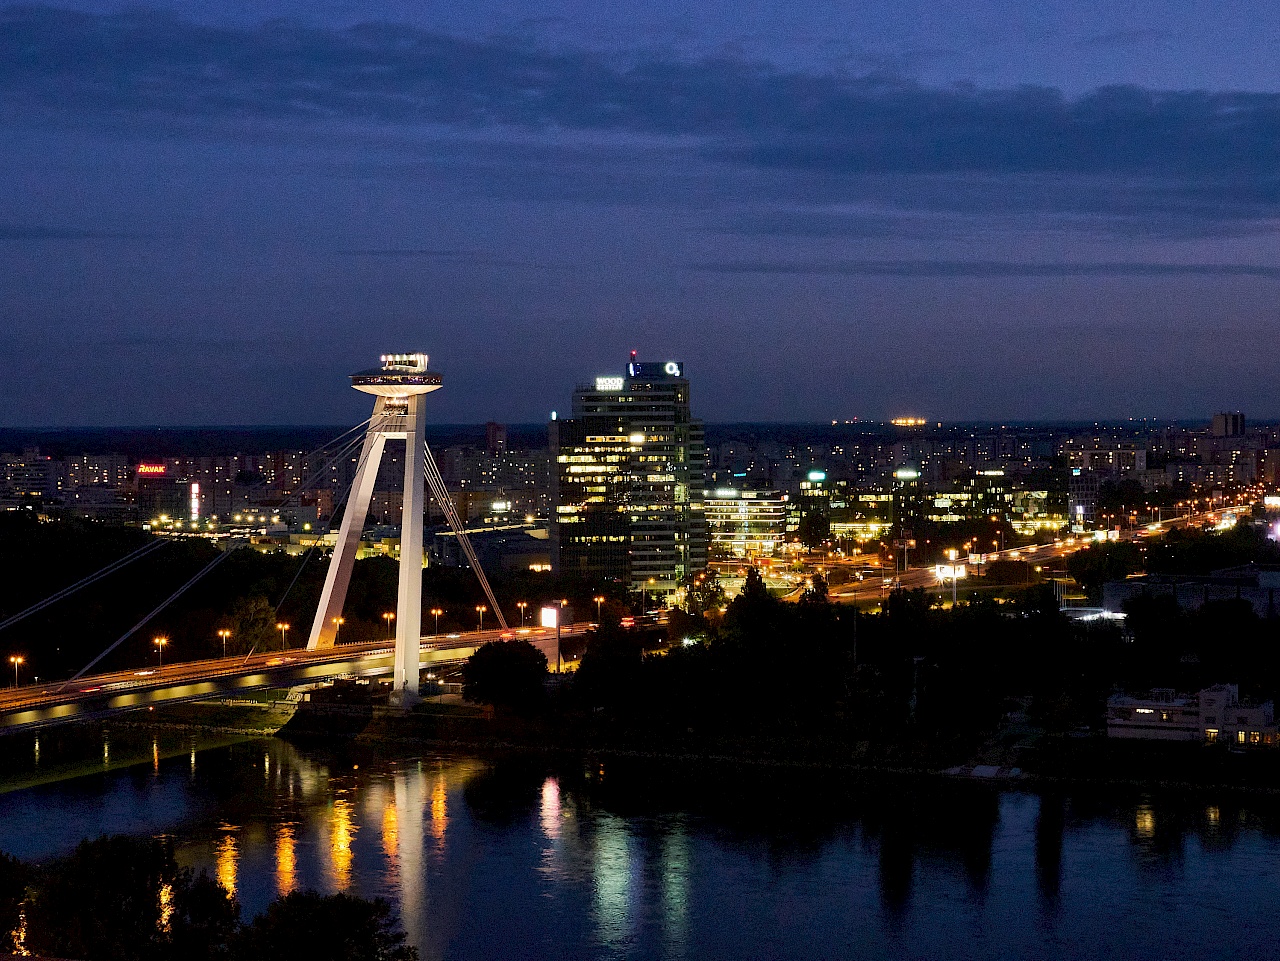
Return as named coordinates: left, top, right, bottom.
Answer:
left=463, top=569, right=1123, bottom=757
left=0, top=834, right=414, bottom=961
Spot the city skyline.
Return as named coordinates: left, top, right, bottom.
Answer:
left=3, top=1, right=1280, bottom=426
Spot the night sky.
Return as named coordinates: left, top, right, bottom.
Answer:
left=2, top=0, right=1278, bottom=426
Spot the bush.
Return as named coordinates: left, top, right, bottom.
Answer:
left=233, top=891, right=416, bottom=961
left=0, top=851, right=26, bottom=955
left=461, top=639, right=548, bottom=712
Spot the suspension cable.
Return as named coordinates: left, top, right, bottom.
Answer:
left=423, top=442, right=508, bottom=629
left=0, top=538, right=168, bottom=634
left=62, top=548, right=235, bottom=686
left=0, top=418, right=374, bottom=637
left=271, top=414, right=391, bottom=616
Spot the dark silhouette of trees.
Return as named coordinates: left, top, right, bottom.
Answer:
left=9, top=835, right=415, bottom=961
left=25, top=835, right=179, bottom=961
left=797, top=510, right=831, bottom=549
left=1065, top=542, right=1142, bottom=597
left=0, top=851, right=25, bottom=955
left=461, top=639, right=548, bottom=712
left=234, top=890, right=416, bottom=961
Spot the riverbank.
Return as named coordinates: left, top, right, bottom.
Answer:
left=275, top=700, right=1280, bottom=795
left=27, top=698, right=1277, bottom=798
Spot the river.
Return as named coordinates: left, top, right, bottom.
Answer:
left=0, top=727, right=1275, bottom=960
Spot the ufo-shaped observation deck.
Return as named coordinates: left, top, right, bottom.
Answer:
left=351, top=352, right=443, bottom=396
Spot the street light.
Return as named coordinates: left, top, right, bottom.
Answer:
left=276, top=622, right=290, bottom=651
left=217, top=629, right=231, bottom=658
left=153, top=636, right=168, bottom=667
left=475, top=605, right=487, bottom=631
left=382, top=611, right=395, bottom=639
left=517, top=601, right=527, bottom=626
left=431, top=608, right=443, bottom=635
left=594, top=595, right=605, bottom=620
left=9, top=655, right=23, bottom=688
left=332, top=616, right=345, bottom=643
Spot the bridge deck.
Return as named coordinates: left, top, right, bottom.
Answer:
left=0, top=624, right=590, bottom=733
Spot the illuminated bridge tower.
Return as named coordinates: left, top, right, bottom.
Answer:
left=307, top=353, right=441, bottom=703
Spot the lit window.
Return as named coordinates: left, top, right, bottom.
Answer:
left=1238, top=731, right=1247, bottom=745
left=1205, top=729, right=1218, bottom=743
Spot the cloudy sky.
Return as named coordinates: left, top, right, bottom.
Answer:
left=2, top=0, right=1278, bottom=426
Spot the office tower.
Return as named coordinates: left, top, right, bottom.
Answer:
left=552, top=354, right=707, bottom=599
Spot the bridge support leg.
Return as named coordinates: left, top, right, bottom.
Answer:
left=307, top=399, right=389, bottom=651
left=390, top=393, right=425, bottom=706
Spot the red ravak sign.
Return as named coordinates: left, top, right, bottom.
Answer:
left=136, top=464, right=166, bottom=475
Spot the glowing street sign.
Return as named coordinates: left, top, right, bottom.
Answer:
left=807, top=470, right=826, bottom=482
left=137, top=464, right=166, bottom=475
left=595, top=376, right=624, bottom=391
left=935, top=564, right=967, bottom=580
left=540, top=606, right=559, bottom=628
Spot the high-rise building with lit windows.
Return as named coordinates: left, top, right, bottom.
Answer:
left=551, top=355, right=707, bottom=597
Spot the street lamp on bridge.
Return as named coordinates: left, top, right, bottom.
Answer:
left=431, top=608, right=443, bottom=635
left=594, top=595, right=605, bottom=620
left=153, top=636, right=168, bottom=667
left=276, top=622, right=290, bottom=651
left=476, top=605, right=487, bottom=632
left=382, top=611, right=395, bottom=639
left=9, top=655, right=23, bottom=688
left=331, top=617, right=345, bottom=644
left=516, top=601, right=527, bottom=626
left=217, top=629, right=231, bottom=658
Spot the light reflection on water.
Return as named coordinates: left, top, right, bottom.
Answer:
left=215, top=831, right=237, bottom=895
left=275, top=823, right=297, bottom=895
left=2, top=737, right=1280, bottom=959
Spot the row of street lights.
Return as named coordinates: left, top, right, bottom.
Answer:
left=133, top=594, right=609, bottom=674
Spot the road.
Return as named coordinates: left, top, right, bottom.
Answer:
left=0, top=623, right=593, bottom=733
left=823, top=506, right=1250, bottom=604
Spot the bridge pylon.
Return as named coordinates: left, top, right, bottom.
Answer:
left=306, top=353, right=441, bottom=704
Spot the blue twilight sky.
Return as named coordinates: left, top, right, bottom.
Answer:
left=1, top=0, right=1279, bottom=426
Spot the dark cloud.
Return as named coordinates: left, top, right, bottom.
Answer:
left=0, top=224, right=142, bottom=240
left=1, top=5, right=1277, bottom=196
left=689, top=259, right=1280, bottom=278
left=334, top=249, right=577, bottom=270
left=1074, top=28, right=1172, bottom=51
left=334, top=249, right=483, bottom=258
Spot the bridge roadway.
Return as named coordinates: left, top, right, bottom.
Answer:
left=0, top=623, right=592, bottom=734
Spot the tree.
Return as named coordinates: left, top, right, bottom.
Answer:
left=461, top=639, right=548, bottom=712
left=797, top=510, right=831, bottom=549
left=227, top=595, right=279, bottom=655
left=1065, top=542, right=1142, bottom=598
left=25, top=835, right=179, bottom=961
left=0, top=851, right=26, bottom=955
left=170, top=870, right=241, bottom=961
left=233, top=891, right=416, bottom=961
left=801, top=572, right=829, bottom=603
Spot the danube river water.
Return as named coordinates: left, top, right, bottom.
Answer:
left=0, top=729, right=1277, bottom=960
